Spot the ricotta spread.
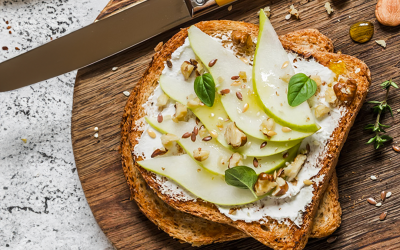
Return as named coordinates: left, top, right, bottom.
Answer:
left=133, top=36, right=346, bottom=226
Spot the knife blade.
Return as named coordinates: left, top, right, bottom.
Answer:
left=0, top=0, right=235, bottom=92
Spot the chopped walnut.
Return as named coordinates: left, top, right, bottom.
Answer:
left=195, top=60, right=205, bottom=75
left=187, top=94, right=202, bottom=107
left=193, top=148, right=210, bottom=162
left=260, top=118, right=276, bottom=137
left=231, top=31, right=253, bottom=50
left=324, top=2, right=334, bottom=15
left=156, top=93, right=169, bottom=107
left=160, top=133, right=179, bottom=148
left=228, top=152, right=243, bottom=168
left=289, top=4, right=300, bottom=19
left=325, top=87, right=337, bottom=104
left=239, top=71, right=247, bottom=82
left=314, top=104, right=330, bottom=119
left=172, top=102, right=187, bottom=122
left=283, top=154, right=307, bottom=181
left=333, top=78, right=357, bottom=103
left=272, top=177, right=289, bottom=196
left=224, top=122, right=247, bottom=148
left=254, top=173, right=277, bottom=196
left=181, top=61, right=195, bottom=80
left=263, top=6, right=271, bottom=17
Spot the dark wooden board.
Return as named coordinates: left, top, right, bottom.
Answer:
left=71, top=0, right=400, bottom=249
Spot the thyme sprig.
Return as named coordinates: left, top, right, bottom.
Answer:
left=365, top=80, right=398, bottom=149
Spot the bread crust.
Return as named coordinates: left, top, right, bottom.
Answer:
left=121, top=20, right=370, bottom=248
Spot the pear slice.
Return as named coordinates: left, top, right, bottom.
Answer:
left=187, top=26, right=313, bottom=141
left=160, top=75, right=301, bottom=157
left=138, top=154, right=261, bottom=206
left=146, top=117, right=300, bottom=176
left=253, top=10, right=318, bottom=132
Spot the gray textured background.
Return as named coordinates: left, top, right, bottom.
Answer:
left=0, top=0, right=115, bottom=249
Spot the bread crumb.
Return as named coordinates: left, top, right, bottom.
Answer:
left=370, top=175, right=377, bottom=180
left=94, top=133, right=99, bottom=138
left=112, top=66, right=118, bottom=71
left=375, top=40, right=386, bottom=48
left=285, top=14, right=291, bottom=20
left=325, top=2, right=334, bottom=14
left=123, top=91, right=130, bottom=97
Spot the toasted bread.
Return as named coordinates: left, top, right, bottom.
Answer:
left=121, top=20, right=370, bottom=249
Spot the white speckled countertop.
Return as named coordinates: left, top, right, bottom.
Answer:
left=0, top=0, right=114, bottom=249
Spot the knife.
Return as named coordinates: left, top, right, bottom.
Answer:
left=0, top=0, right=236, bottom=92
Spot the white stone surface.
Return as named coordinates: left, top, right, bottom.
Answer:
left=0, top=0, right=114, bottom=249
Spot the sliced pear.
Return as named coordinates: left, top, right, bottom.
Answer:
left=187, top=25, right=313, bottom=141
left=146, top=117, right=300, bottom=175
left=160, top=75, right=302, bottom=156
left=138, top=154, right=261, bottom=206
left=253, top=10, right=318, bottom=132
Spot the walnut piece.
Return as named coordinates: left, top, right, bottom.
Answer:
left=187, top=94, right=202, bottom=107
left=228, top=152, right=243, bottom=168
left=325, top=2, right=334, bottom=14
left=156, top=93, right=169, bottom=107
left=315, top=104, right=330, bottom=119
left=325, top=87, right=337, bottom=104
left=272, top=177, right=289, bottom=196
left=333, top=78, right=357, bottom=103
left=224, top=122, right=247, bottom=148
left=254, top=173, right=277, bottom=196
left=283, top=154, right=307, bottom=181
left=172, top=102, right=187, bottom=122
left=160, top=133, right=179, bottom=148
left=231, top=31, right=253, bottom=50
left=193, top=148, right=210, bottom=162
left=181, top=61, right=195, bottom=80
left=260, top=118, right=276, bottom=137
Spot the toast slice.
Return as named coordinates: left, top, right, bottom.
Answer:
left=121, top=20, right=370, bottom=249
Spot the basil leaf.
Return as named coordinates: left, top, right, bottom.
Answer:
left=287, top=73, right=317, bottom=107
left=194, top=73, right=215, bottom=107
left=225, top=166, right=258, bottom=198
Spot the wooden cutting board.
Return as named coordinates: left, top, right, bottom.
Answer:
left=71, top=0, right=400, bottom=249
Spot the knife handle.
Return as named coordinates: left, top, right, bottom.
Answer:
left=215, top=0, right=236, bottom=6
left=189, top=0, right=237, bottom=17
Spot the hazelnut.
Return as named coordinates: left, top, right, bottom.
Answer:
left=224, top=122, right=247, bottom=148
left=228, top=152, right=243, bottom=168
left=181, top=61, right=195, bottom=80
left=333, top=78, right=357, bottom=103
left=375, top=0, right=400, bottom=27
left=160, top=133, right=179, bottom=148
left=283, top=154, right=307, bottom=181
left=314, top=104, right=330, bottom=119
left=254, top=174, right=277, bottom=196
left=172, top=102, right=187, bottom=122
left=156, top=93, right=169, bottom=107
left=193, top=148, right=210, bottom=162
left=272, top=177, right=289, bottom=196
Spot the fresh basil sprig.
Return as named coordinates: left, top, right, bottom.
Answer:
left=194, top=73, right=215, bottom=107
left=287, top=73, right=317, bottom=107
left=225, top=166, right=258, bottom=198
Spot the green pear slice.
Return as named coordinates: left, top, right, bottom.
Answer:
left=253, top=10, right=318, bottom=132
left=187, top=26, right=313, bottom=141
left=138, top=154, right=261, bottom=206
left=146, top=117, right=300, bottom=176
left=160, top=75, right=302, bottom=157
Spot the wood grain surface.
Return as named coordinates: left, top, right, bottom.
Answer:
left=71, top=0, right=400, bottom=249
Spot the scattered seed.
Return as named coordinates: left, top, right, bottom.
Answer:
left=5, top=21, right=9, bottom=24
left=253, top=157, right=259, bottom=168
left=94, top=127, right=99, bottom=132
left=15, top=47, right=20, bottom=50
left=386, top=192, right=392, bottom=198
left=151, top=148, right=168, bottom=158
left=193, top=126, right=199, bottom=135
left=220, top=89, right=230, bottom=95
left=376, top=202, right=382, bottom=207
left=367, top=198, right=377, bottom=205
left=94, top=133, right=99, bottom=138
left=260, top=141, right=268, bottom=148
left=231, top=76, right=240, bottom=80
left=277, top=168, right=284, bottom=177
left=182, top=132, right=191, bottom=138
left=228, top=5, right=232, bottom=11
left=191, top=132, right=196, bottom=142
left=306, top=144, right=311, bottom=153
left=370, top=175, right=377, bottom=180
left=202, top=136, right=212, bottom=141
left=231, top=80, right=241, bottom=86
left=162, top=167, right=165, bottom=171
left=166, top=60, right=173, bottom=68
left=199, top=125, right=205, bottom=130
left=266, top=130, right=277, bottom=137
left=242, top=103, right=249, bottom=113
left=209, top=130, right=218, bottom=138
left=9, top=31, right=11, bottom=34
left=208, top=59, right=218, bottom=67
left=157, top=113, right=163, bottom=123
left=282, top=127, right=292, bottom=132
left=123, top=91, right=130, bottom=97
left=283, top=152, right=289, bottom=158
left=381, top=191, right=386, bottom=201
left=303, top=179, right=313, bottom=185
left=281, top=61, right=289, bottom=69
left=6, top=26, right=11, bottom=29
left=197, top=169, right=201, bottom=172
left=112, top=67, right=118, bottom=71
left=2, top=46, right=8, bottom=50
left=236, top=91, right=243, bottom=101
left=392, top=145, right=400, bottom=152
left=327, top=236, right=337, bottom=244
left=195, top=117, right=200, bottom=125
left=229, top=208, right=237, bottom=215
left=147, top=129, right=156, bottom=138
left=379, top=212, right=387, bottom=221
left=304, top=52, right=312, bottom=58
left=21, top=138, right=27, bottom=143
